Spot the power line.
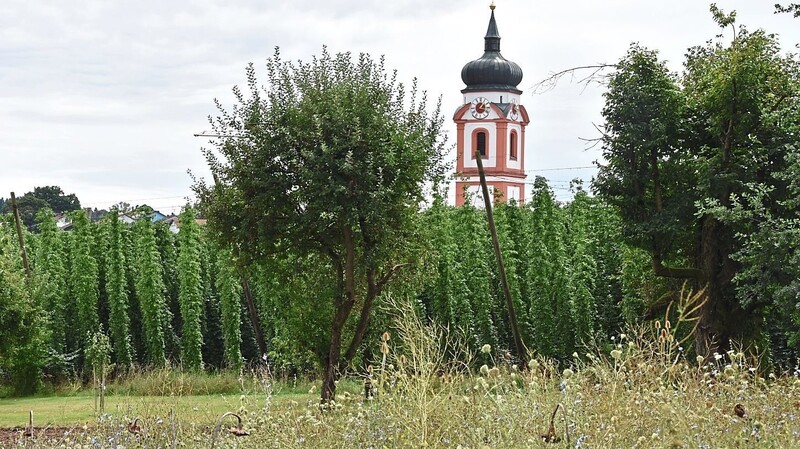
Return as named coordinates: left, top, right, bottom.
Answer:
left=526, top=165, right=596, bottom=173
left=81, top=195, right=191, bottom=208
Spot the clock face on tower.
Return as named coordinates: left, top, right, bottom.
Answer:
left=470, top=97, right=491, bottom=119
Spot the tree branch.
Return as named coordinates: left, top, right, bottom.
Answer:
left=377, top=263, right=409, bottom=290
left=532, top=64, right=617, bottom=94
left=652, top=253, right=701, bottom=279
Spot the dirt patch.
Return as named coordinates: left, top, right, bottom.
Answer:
left=0, top=426, right=86, bottom=447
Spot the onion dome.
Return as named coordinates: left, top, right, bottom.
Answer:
left=461, top=4, right=523, bottom=94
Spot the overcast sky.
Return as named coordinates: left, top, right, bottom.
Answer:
left=1, top=1, right=798, bottom=212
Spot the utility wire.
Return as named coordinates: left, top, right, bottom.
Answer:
left=526, top=165, right=596, bottom=172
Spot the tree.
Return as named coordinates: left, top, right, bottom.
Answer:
left=775, top=3, right=800, bottom=17
left=594, top=8, right=800, bottom=357
left=30, top=186, right=81, bottom=213
left=3, top=195, right=49, bottom=229
left=1, top=186, right=81, bottom=228
left=195, top=48, right=447, bottom=401
left=178, top=206, right=204, bottom=370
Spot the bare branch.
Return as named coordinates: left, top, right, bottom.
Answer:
left=532, top=64, right=617, bottom=94
left=577, top=122, right=608, bottom=150
left=377, top=263, right=409, bottom=290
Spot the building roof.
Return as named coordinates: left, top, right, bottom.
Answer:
left=460, top=5, right=523, bottom=94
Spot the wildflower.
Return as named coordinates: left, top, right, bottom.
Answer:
left=696, top=355, right=705, bottom=364
left=481, top=344, right=492, bottom=354
left=562, top=368, right=574, bottom=379
left=610, top=349, right=622, bottom=360
left=572, top=352, right=579, bottom=359
left=488, top=367, right=500, bottom=378
left=714, top=353, right=723, bottom=361
left=480, top=364, right=490, bottom=376
left=528, top=359, right=539, bottom=370
left=620, top=333, right=627, bottom=340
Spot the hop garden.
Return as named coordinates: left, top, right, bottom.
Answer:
left=2, top=5, right=800, bottom=447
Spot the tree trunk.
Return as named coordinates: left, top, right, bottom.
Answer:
left=321, top=226, right=357, bottom=404
left=240, top=278, right=267, bottom=357
left=321, top=315, right=345, bottom=403
left=695, top=214, right=744, bottom=358
left=321, top=294, right=356, bottom=403
left=343, top=271, right=378, bottom=364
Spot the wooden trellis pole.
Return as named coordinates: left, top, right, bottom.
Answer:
left=473, top=156, right=527, bottom=362
left=10, top=192, right=31, bottom=279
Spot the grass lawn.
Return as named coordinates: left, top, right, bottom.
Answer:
left=0, top=392, right=310, bottom=428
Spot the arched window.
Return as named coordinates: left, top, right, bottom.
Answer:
left=471, top=129, right=489, bottom=160
left=509, top=131, right=518, bottom=160
left=477, top=132, right=487, bottom=158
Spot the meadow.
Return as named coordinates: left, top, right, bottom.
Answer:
left=3, top=310, right=799, bottom=449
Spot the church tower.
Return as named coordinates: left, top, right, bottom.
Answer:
left=454, top=3, right=529, bottom=207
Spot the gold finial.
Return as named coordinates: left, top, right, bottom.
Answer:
left=490, top=1, right=496, bottom=11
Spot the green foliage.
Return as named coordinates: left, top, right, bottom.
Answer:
left=106, top=211, right=133, bottom=369
left=29, top=186, right=81, bottom=214
left=595, top=16, right=800, bottom=356
left=154, top=221, right=181, bottom=360
left=250, top=254, right=333, bottom=374
left=4, top=195, right=49, bottom=229
left=178, top=206, right=204, bottom=370
left=34, top=209, right=68, bottom=355
left=215, top=248, right=242, bottom=371
left=199, top=233, right=225, bottom=370
left=85, top=330, right=112, bottom=379
left=195, top=47, right=447, bottom=401
left=132, top=214, right=169, bottom=367
left=68, top=210, right=100, bottom=352
left=525, top=179, right=574, bottom=358
left=774, top=3, right=800, bottom=17
left=1, top=186, right=81, bottom=229
left=417, top=181, right=628, bottom=363
left=0, top=219, right=49, bottom=395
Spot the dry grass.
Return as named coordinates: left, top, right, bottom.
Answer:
left=7, top=309, right=800, bottom=448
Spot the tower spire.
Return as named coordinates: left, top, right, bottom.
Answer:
left=485, top=3, right=500, bottom=52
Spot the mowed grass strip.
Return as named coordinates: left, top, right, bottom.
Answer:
left=0, top=393, right=310, bottom=428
